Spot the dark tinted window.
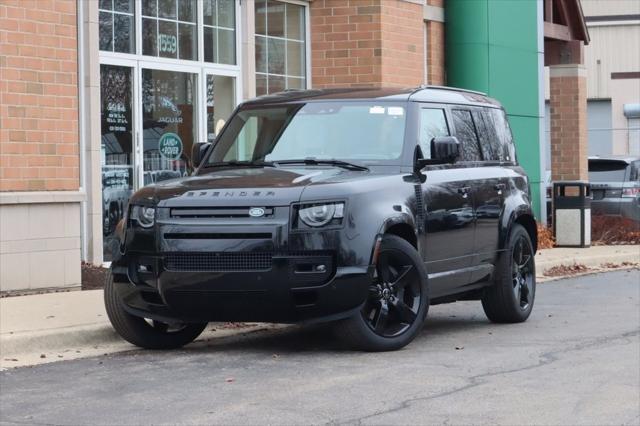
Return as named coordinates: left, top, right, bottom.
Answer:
left=588, top=160, right=629, bottom=182
left=419, top=108, right=449, bottom=159
left=475, top=108, right=516, bottom=162
left=452, top=109, right=482, bottom=161
left=492, top=109, right=516, bottom=163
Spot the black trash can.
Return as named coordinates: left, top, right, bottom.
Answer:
left=553, top=181, right=591, bottom=248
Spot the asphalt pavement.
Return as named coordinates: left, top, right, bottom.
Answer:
left=1, top=269, right=639, bottom=426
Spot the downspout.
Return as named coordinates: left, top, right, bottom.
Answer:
left=77, top=0, right=88, bottom=261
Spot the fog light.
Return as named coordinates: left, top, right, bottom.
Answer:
left=316, top=264, right=326, bottom=272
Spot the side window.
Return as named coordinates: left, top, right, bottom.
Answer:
left=452, top=109, right=482, bottom=161
left=474, top=110, right=502, bottom=162
left=491, top=108, right=516, bottom=163
left=419, top=108, right=449, bottom=158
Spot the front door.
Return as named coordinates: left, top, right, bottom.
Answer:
left=418, top=107, right=476, bottom=297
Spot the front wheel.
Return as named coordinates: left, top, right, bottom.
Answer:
left=482, top=224, right=536, bottom=323
left=104, top=269, right=207, bottom=349
left=335, top=235, right=429, bottom=351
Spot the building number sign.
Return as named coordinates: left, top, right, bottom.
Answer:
left=159, top=33, right=177, bottom=54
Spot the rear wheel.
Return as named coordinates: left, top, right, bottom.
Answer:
left=482, top=224, right=536, bottom=323
left=336, top=235, right=429, bottom=351
left=104, top=269, right=207, bottom=349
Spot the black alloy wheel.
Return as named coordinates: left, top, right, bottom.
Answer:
left=481, top=223, right=536, bottom=323
left=512, top=234, right=534, bottom=310
left=364, top=249, right=422, bottom=337
left=335, top=234, right=429, bottom=352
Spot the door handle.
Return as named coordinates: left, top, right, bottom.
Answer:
left=457, top=187, right=471, bottom=198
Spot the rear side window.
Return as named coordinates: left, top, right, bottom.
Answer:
left=452, top=109, right=482, bottom=161
left=419, top=108, right=450, bottom=158
left=492, top=109, right=517, bottom=163
left=588, top=160, right=629, bottom=182
left=474, top=108, right=516, bottom=163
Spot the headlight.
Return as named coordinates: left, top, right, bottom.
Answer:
left=131, top=205, right=155, bottom=228
left=296, top=202, right=344, bottom=228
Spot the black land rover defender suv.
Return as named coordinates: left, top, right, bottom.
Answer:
left=105, top=87, right=537, bottom=352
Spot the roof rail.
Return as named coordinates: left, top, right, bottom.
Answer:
left=410, top=85, right=488, bottom=97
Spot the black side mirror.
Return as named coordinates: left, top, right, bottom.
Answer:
left=431, top=136, right=460, bottom=164
left=413, top=136, right=461, bottom=173
left=191, top=142, right=211, bottom=168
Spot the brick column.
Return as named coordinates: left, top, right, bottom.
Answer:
left=549, top=64, right=588, bottom=181
left=310, top=0, right=424, bottom=88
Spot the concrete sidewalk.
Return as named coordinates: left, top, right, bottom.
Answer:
left=1, top=245, right=638, bottom=369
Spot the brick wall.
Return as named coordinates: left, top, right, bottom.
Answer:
left=310, top=0, right=424, bottom=88
left=549, top=71, right=588, bottom=181
left=310, top=0, right=382, bottom=87
left=380, top=0, right=424, bottom=87
left=0, top=0, right=79, bottom=192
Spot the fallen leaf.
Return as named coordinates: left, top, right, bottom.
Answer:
left=225, top=377, right=235, bottom=383
left=39, top=354, right=46, bottom=359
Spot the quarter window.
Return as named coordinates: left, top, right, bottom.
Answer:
left=491, top=109, right=516, bottom=163
left=203, top=0, right=237, bottom=65
left=99, top=0, right=135, bottom=53
left=419, top=108, right=449, bottom=159
left=255, top=0, right=307, bottom=95
left=142, top=0, right=197, bottom=60
left=452, top=109, right=482, bottom=162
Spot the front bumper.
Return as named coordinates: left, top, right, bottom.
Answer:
left=112, top=256, right=373, bottom=323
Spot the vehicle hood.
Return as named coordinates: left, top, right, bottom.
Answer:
left=132, top=166, right=390, bottom=207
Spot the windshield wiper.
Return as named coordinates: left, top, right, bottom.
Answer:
left=205, top=160, right=276, bottom=168
left=274, top=158, right=369, bottom=171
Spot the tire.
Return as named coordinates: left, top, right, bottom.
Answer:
left=482, top=224, right=536, bottom=323
left=335, top=234, right=429, bottom=352
left=104, top=269, right=207, bottom=349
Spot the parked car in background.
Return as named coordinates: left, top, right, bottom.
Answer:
left=588, top=156, right=640, bottom=222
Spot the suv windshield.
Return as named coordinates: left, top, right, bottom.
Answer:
left=205, top=102, right=407, bottom=166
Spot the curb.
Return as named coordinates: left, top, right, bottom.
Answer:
left=536, top=250, right=639, bottom=277
left=0, top=323, right=278, bottom=370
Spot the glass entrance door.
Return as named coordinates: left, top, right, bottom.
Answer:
left=141, top=68, right=197, bottom=184
left=100, top=64, right=134, bottom=261
left=206, top=73, right=236, bottom=142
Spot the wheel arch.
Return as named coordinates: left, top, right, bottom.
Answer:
left=513, top=213, right=538, bottom=253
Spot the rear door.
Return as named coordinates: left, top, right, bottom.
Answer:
left=468, top=108, right=510, bottom=270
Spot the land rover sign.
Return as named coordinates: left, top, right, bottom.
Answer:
left=158, top=132, right=183, bottom=160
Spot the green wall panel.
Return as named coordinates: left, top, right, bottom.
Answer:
left=446, top=0, right=543, bottom=219
left=487, top=46, right=539, bottom=117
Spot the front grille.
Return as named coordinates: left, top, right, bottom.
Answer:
left=164, top=251, right=334, bottom=272
left=165, top=252, right=273, bottom=272
left=170, top=207, right=274, bottom=219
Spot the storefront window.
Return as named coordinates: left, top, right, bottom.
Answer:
left=203, top=0, right=237, bottom=65
left=255, top=0, right=306, bottom=95
left=100, top=65, right=134, bottom=260
left=99, top=0, right=135, bottom=53
left=142, top=0, right=197, bottom=60
left=141, top=69, right=197, bottom=184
